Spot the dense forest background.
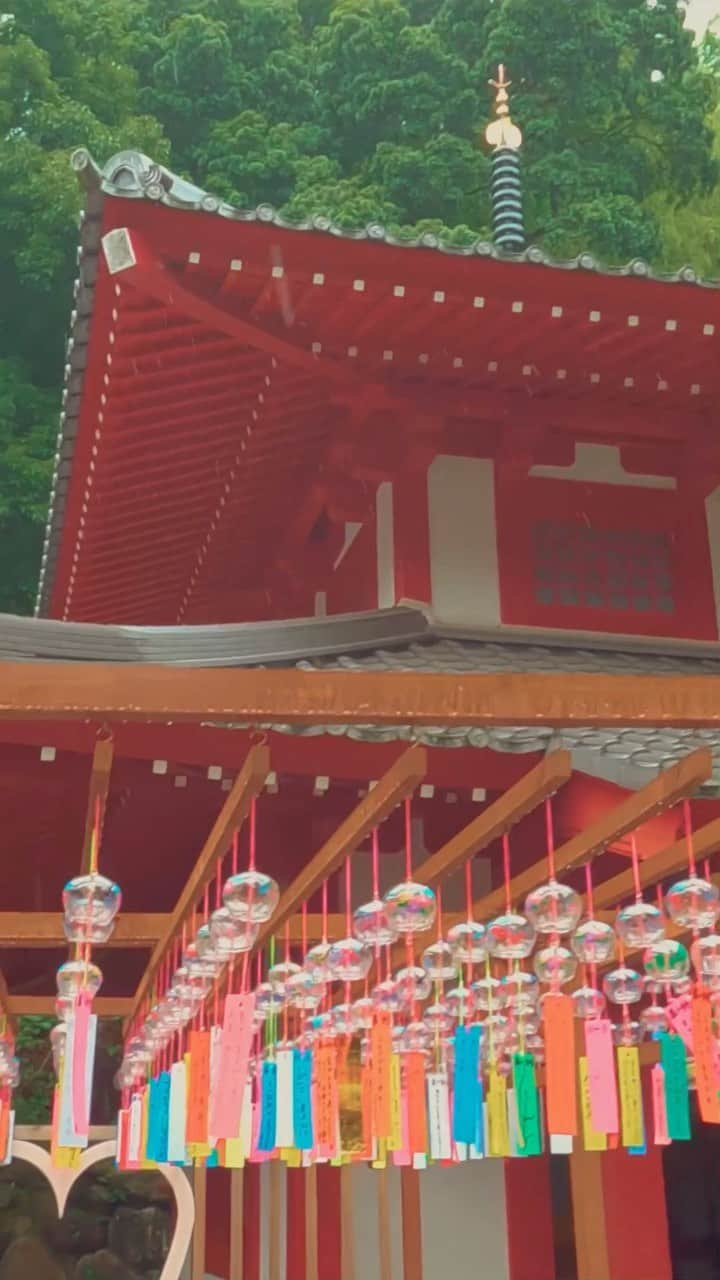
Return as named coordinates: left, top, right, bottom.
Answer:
left=0, top=0, right=719, bottom=615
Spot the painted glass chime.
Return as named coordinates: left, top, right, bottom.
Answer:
left=102, top=795, right=720, bottom=1172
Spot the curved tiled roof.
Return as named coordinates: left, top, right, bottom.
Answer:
left=35, top=148, right=720, bottom=619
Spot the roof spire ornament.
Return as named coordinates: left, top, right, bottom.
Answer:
left=485, top=64, right=525, bottom=254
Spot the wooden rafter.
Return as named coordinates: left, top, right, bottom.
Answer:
left=254, top=746, right=427, bottom=949
left=0, top=913, right=170, bottom=949
left=471, top=748, right=712, bottom=920
left=9, top=996, right=130, bottom=1018
left=413, top=751, right=571, bottom=887
left=7, top=663, right=720, bottom=728
left=126, top=744, right=269, bottom=1029
left=592, top=815, right=720, bottom=910
left=80, top=737, right=114, bottom=873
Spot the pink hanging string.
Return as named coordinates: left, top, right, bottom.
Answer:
left=630, top=835, right=642, bottom=902
left=232, top=831, right=239, bottom=877
left=465, top=860, right=473, bottom=924
left=372, top=828, right=380, bottom=900
left=404, top=797, right=413, bottom=880
left=249, top=798, right=257, bottom=871
left=502, top=833, right=512, bottom=915
left=545, top=798, right=556, bottom=880
left=345, top=857, right=352, bottom=937
left=321, top=879, right=328, bottom=944
left=683, top=799, right=697, bottom=877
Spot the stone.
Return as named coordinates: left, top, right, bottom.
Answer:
left=0, top=1235, right=65, bottom=1280
left=46, top=1205, right=108, bottom=1256
left=74, top=1250, right=141, bottom=1280
left=107, top=1207, right=169, bottom=1270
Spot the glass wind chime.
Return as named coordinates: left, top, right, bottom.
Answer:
left=51, top=802, right=122, bottom=1156
left=112, top=793, right=720, bottom=1170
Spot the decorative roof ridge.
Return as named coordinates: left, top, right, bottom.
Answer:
left=71, top=148, right=720, bottom=290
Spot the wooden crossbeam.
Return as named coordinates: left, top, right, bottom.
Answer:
left=592, top=816, right=720, bottom=910
left=0, top=913, right=170, bottom=949
left=413, top=751, right=571, bottom=887
left=126, top=744, right=269, bottom=1029
left=254, top=746, right=427, bottom=950
left=9, top=996, right=131, bottom=1018
left=0, top=971, right=17, bottom=1038
left=7, top=664, right=720, bottom=730
left=472, top=749, right=712, bottom=920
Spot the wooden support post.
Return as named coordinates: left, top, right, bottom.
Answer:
left=230, top=1168, right=244, bottom=1280
left=268, top=1160, right=282, bottom=1280
left=569, top=1150, right=610, bottom=1280
left=191, top=1164, right=207, bottom=1280
left=400, top=1167, right=423, bottom=1280
left=377, top=1166, right=393, bottom=1280
left=305, top=1164, right=319, bottom=1280
left=341, top=1165, right=356, bottom=1280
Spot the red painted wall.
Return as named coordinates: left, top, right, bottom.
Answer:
left=326, top=521, right=377, bottom=615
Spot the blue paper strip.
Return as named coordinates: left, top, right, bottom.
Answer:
left=147, top=1072, right=170, bottom=1164
left=257, top=1060, right=278, bottom=1152
left=293, top=1048, right=314, bottom=1151
left=452, top=1025, right=482, bottom=1145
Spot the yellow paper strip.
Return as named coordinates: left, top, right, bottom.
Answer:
left=579, top=1057, right=607, bottom=1151
left=372, top=1138, right=388, bottom=1169
left=617, top=1046, right=644, bottom=1149
left=487, top=1070, right=510, bottom=1158
left=388, top=1055, right=402, bottom=1152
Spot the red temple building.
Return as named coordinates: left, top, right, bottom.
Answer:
left=1, top=81, right=719, bottom=1280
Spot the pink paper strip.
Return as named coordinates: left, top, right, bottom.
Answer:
left=71, top=992, right=92, bottom=1136
left=651, top=1065, right=671, bottom=1146
left=210, top=994, right=256, bottom=1139
left=585, top=1018, right=619, bottom=1134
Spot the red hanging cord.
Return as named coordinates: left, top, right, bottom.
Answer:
left=372, top=828, right=380, bottom=900
left=465, top=860, right=473, bottom=924
left=630, top=835, right=642, bottom=902
left=502, top=833, right=512, bottom=915
left=683, top=799, right=696, bottom=877
left=436, top=886, right=444, bottom=942
left=584, top=861, right=595, bottom=918
left=321, top=880, right=328, bottom=944
left=232, top=831, right=239, bottom=877
left=545, top=798, right=556, bottom=880
left=404, top=797, right=413, bottom=880
left=345, top=858, right=352, bottom=936
left=249, top=798, right=257, bottom=871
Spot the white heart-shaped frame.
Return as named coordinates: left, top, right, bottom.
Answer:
left=11, top=1141, right=194, bottom=1280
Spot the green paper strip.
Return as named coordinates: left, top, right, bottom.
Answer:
left=661, top=1032, right=691, bottom=1141
left=512, top=1051, right=542, bottom=1156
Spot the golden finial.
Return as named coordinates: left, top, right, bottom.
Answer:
left=485, top=64, right=522, bottom=151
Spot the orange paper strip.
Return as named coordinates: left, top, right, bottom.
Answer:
left=315, top=1043, right=338, bottom=1153
left=691, top=995, right=720, bottom=1124
left=543, top=994, right=577, bottom=1136
left=371, top=1014, right=393, bottom=1140
left=186, top=1030, right=211, bottom=1146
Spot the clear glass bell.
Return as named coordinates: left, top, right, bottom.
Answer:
left=285, top=970, right=325, bottom=1011
left=372, top=977, right=402, bottom=1013
left=602, top=966, right=643, bottom=1005
left=352, top=899, right=398, bottom=947
left=513, top=1007, right=541, bottom=1037
left=615, top=901, right=665, bottom=948
left=63, top=872, right=122, bottom=928
left=56, top=959, right=103, bottom=999
left=571, top=919, right=616, bottom=965
left=424, top=1001, right=454, bottom=1033
left=572, top=986, right=606, bottom=1019
left=210, top=908, right=258, bottom=955
left=332, top=1003, right=356, bottom=1036
left=63, top=917, right=114, bottom=945
left=184, top=940, right=222, bottom=979
left=443, top=984, right=475, bottom=1020
left=170, top=965, right=209, bottom=1003
left=525, top=880, right=582, bottom=935
left=394, top=965, right=432, bottom=1004
left=268, top=960, right=302, bottom=994
left=470, top=974, right=501, bottom=1011
left=397, top=1021, right=432, bottom=1053
left=694, top=933, right=720, bottom=979
left=612, top=1019, right=644, bottom=1047
left=485, top=913, right=536, bottom=959
left=351, top=996, right=375, bottom=1030
left=304, top=941, right=333, bottom=982
left=499, top=970, right=539, bottom=1010
left=534, top=944, right=576, bottom=987
left=421, top=940, right=457, bottom=982
left=643, top=938, right=689, bottom=984
left=159, top=991, right=195, bottom=1028
left=254, top=981, right=286, bottom=1017
left=223, top=870, right=279, bottom=923
left=326, top=937, right=372, bottom=982
left=641, top=1004, right=669, bottom=1036
left=383, top=881, right=436, bottom=934
left=447, top=921, right=487, bottom=964
left=665, top=876, right=720, bottom=930
left=195, top=923, right=224, bottom=963
left=50, top=1023, right=66, bottom=1075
